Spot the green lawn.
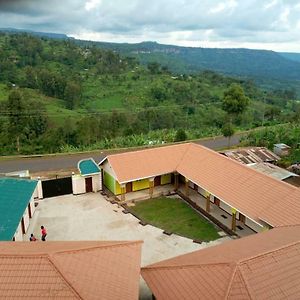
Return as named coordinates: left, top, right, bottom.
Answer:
left=128, top=196, right=220, bottom=241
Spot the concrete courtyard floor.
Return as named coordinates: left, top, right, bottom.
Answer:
left=26, top=193, right=231, bottom=299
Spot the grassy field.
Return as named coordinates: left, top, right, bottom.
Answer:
left=128, top=196, right=220, bottom=241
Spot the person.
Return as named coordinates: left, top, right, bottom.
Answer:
left=41, top=225, right=47, bottom=241
left=29, top=233, right=37, bottom=241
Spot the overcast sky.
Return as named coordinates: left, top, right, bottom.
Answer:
left=0, top=0, right=300, bottom=52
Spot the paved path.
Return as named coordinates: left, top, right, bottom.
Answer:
left=0, top=133, right=245, bottom=173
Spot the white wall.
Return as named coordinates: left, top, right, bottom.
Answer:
left=72, top=174, right=102, bottom=194
left=245, top=217, right=264, bottom=233
left=219, top=200, right=232, bottom=215
left=14, top=223, right=23, bottom=241
left=102, top=161, right=116, bottom=177
left=29, top=196, right=36, bottom=217
left=92, top=174, right=101, bottom=192
left=72, top=175, right=86, bottom=194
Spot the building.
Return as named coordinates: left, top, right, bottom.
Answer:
left=0, top=240, right=142, bottom=299
left=273, top=143, right=291, bottom=157
left=221, top=147, right=279, bottom=164
left=72, top=158, right=102, bottom=194
left=142, top=225, right=300, bottom=300
left=247, top=162, right=300, bottom=187
left=99, top=143, right=300, bottom=233
left=0, top=177, right=38, bottom=241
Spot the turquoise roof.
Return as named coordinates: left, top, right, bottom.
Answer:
left=78, top=159, right=101, bottom=176
left=0, top=177, right=37, bottom=241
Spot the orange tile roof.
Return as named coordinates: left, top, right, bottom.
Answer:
left=103, top=143, right=189, bottom=183
left=102, top=143, right=300, bottom=227
left=0, top=241, right=142, bottom=299
left=142, top=225, right=300, bottom=300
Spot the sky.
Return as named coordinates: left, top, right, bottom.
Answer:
left=0, top=0, right=300, bottom=52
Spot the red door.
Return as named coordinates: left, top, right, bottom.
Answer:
left=154, top=176, right=161, bottom=187
left=214, top=197, right=220, bottom=207
left=85, top=177, right=93, bottom=193
left=21, top=218, right=26, bottom=234
left=126, top=182, right=132, bottom=193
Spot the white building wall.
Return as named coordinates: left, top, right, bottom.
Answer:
left=102, top=161, right=116, bottom=178
left=29, top=196, right=36, bottom=216
left=92, top=174, right=101, bottom=192
left=72, top=175, right=86, bottom=194
left=14, top=223, right=23, bottom=241
left=72, top=174, right=102, bottom=194
left=219, top=200, right=232, bottom=214
left=245, top=217, right=264, bottom=233
left=37, top=180, right=43, bottom=199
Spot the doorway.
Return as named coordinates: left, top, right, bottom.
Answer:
left=126, top=182, right=133, bottom=193
left=85, top=177, right=93, bottom=193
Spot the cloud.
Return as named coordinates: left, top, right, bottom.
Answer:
left=0, top=0, right=299, bottom=52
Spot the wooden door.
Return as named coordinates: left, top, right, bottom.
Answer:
left=85, top=177, right=93, bottom=193
left=214, top=197, right=220, bottom=207
left=126, top=182, right=132, bottom=193
left=28, top=203, right=32, bottom=218
left=154, top=176, right=161, bottom=187
left=21, top=218, right=26, bottom=234
left=194, top=184, right=198, bottom=191
left=239, top=213, right=246, bottom=223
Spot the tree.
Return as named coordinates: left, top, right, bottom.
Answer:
left=64, top=81, right=81, bottom=109
left=222, top=83, right=249, bottom=147
left=7, top=90, right=25, bottom=152
left=222, top=83, right=250, bottom=115
left=222, top=122, right=235, bottom=148
left=175, top=129, right=187, bottom=142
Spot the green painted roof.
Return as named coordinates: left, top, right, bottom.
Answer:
left=78, top=158, right=101, bottom=176
left=0, top=177, right=37, bottom=241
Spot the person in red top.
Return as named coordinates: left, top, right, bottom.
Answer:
left=41, top=225, right=47, bottom=241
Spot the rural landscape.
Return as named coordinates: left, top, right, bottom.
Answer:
left=1, top=1, right=300, bottom=299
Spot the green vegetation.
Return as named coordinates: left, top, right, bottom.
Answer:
left=0, top=33, right=299, bottom=155
left=128, top=196, right=220, bottom=241
left=241, top=123, right=300, bottom=167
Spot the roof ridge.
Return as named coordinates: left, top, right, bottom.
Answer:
left=0, top=241, right=143, bottom=257
left=190, top=143, right=300, bottom=193
left=174, top=142, right=192, bottom=170
left=143, top=261, right=232, bottom=271
left=224, top=265, right=238, bottom=299
left=235, top=266, right=254, bottom=299
left=51, top=240, right=143, bottom=255
left=47, top=254, right=83, bottom=299
left=238, top=239, right=300, bottom=265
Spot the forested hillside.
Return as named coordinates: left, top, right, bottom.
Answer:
left=0, top=33, right=299, bottom=155
left=77, top=40, right=300, bottom=81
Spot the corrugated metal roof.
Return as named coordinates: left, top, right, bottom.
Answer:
left=142, top=225, right=300, bottom=300
left=247, top=162, right=298, bottom=181
left=0, top=240, right=142, bottom=299
left=221, top=147, right=280, bottom=164
left=78, top=158, right=101, bottom=176
left=0, top=177, right=37, bottom=241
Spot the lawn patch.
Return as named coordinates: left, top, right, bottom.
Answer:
left=128, top=196, right=220, bottom=241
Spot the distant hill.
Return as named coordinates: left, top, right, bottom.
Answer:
left=0, top=28, right=71, bottom=40
left=280, top=52, right=300, bottom=63
left=2, top=28, right=300, bottom=83
left=76, top=40, right=300, bottom=81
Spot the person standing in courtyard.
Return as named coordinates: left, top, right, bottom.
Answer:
left=41, top=225, right=47, bottom=241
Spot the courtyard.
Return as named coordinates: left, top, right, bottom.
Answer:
left=26, top=193, right=231, bottom=299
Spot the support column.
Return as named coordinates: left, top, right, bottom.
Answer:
left=231, top=208, right=236, bottom=231
left=149, top=178, right=154, bottom=198
left=206, top=194, right=210, bottom=213
left=185, top=178, right=189, bottom=196
left=174, top=173, right=179, bottom=191
left=120, top=184, right=126, bottom=202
